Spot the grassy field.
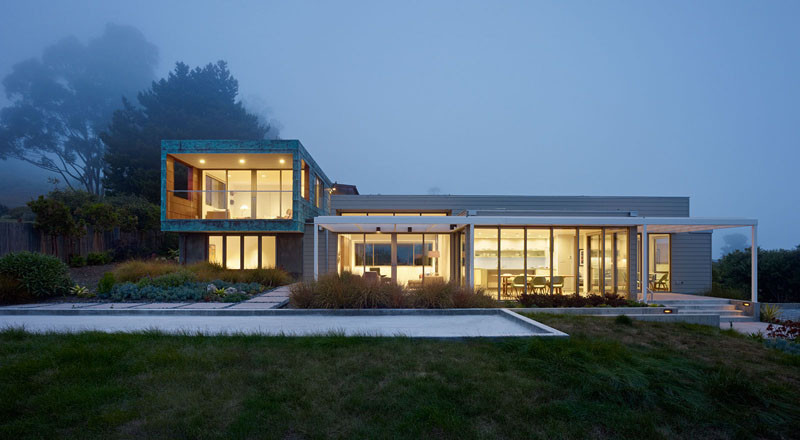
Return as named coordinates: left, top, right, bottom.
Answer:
left=1, top=315, right=798, bottom=439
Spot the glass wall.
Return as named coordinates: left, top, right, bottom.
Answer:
left=553, top=229, right=577, bottom=294
left=226, top=235, right=241, bottom=269
left=614, top=230, right=629, bottom=293
left=526, top=229, right=550, bottom=295
left=207, top=234, right=277, bottom=270
left=338, top=233, right=450, bottom=286
left=200, top=169, right=293, bottom=220
left=500, top=229, right=524, bottom=297
left=474, top=228, right=499, bottom=293
left=650, top=234, right=670, bottom=291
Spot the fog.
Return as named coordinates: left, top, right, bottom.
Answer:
left=0, top=0, right=798, bottom=258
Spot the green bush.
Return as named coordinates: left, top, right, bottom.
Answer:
left=515, top=292, right=636, bottom=308
left=69, top=255, right=87, bottom=268
left=137, top=269, right=198, bottom=289
left=86, top=251, right=112, bottom=265
left=0, top=252, right=72, bottom=301
left=97, top=272, right=116, bottom=295
left=241, top=268, right=293, bottom=287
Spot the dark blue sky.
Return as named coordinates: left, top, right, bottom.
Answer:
left=1, top=1, right=798, bottom=256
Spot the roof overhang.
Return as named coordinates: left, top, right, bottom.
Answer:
left=313, top=216, right=757, bottom=234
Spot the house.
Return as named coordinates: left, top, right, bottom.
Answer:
left=161, top=139, right=758, bottom=302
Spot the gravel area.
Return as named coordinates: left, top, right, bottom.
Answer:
left=69, top=264, right=118, bottom=292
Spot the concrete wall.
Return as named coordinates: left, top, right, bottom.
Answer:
left=332, top=195, right=690, bottom=217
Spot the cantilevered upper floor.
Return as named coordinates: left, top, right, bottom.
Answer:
left=161, top=140, right=332, bottom=232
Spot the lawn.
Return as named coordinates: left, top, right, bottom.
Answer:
left=1, top=316, right=798, bottom=439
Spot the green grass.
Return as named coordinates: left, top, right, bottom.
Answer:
left=1, top=316, right=799, bottom=439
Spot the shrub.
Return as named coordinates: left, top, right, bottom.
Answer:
left=97, top=272, right=116, bottom=295
left=113, top=260, right=181, bottom=282
left=137, top=269, right=197, bottom=289
left=614, top=315, right=634, bottom=326
left=87, top=251, right=113, bottom=265
left=515, top=292, right=634, bottom=308
left=69, top=255, right=87, bottom=268
left=289, top=272, right=497, bottom=309
left=241, top=268, right=292, bottom=287
left=0, top=252, right=72, bottom=301
left=766, top=319, right=798, bottom=341
left=104, top=279, right=260, bottom=302
left=761, top=304, right=782, bottom=323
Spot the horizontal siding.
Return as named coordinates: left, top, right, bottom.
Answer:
left=332, top=195, right=690, bottom=217
left=670, top=232, right=712, bottom=294
left=301, top=223, right=338, bottom=281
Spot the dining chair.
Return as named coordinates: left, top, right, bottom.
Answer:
left=551, top=276, right=564, bottom=294
left=532, top=276, right=548, bottom=293
left=511, top=276, right=528, bottom=294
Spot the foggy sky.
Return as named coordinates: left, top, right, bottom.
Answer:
left=1, top=0, right=798, bottom=258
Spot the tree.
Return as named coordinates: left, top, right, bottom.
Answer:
left=78, top=202, right=118, bottom=251
left=27, top=196, right=80, bottom=256
left=103, top=61, right=275, bottom=202
left=0, top=24, right=157, bottom=194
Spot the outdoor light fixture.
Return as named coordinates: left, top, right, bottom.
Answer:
left=239, top=159, right=246, bottom=164
left=199, top=159, right=206, bottom=164
left=743, top=302, right=751, bottom=307
left=376, top=227, right=381, bottom=233
left=450, top=224, right=456, bottom=230
left=407, top=227, right=412, bottom=233
left=663, top=309, right=673, bottom=314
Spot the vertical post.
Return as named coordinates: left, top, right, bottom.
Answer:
left=641, top=223, right=648, bottom=303
left=600, top=229, right=606, bottom=295
left=523, top=228, right=528, bottom=295
left=751, top=224, right=758, bottom=303
left=313, top=222, right=319, bottom=280
left=468, top=223, right=475, bottom=289
left=391, top=233, right=397, bottom=283
left=497, top=227, right=501, bottom=300
left=549, top=228, right=554, bottom=294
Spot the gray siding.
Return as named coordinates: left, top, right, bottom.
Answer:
left=301, top=223, right=338, bottom=281
left=332, top=195, right=689, bottom=217
left=670, top=232, right=712, bottom=294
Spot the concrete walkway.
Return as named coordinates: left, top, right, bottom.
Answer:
left=0, top=285, right=292, bottom=312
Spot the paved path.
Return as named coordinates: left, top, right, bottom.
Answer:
left=0, top=285, right=292, bottom=312
left=721, top=321, right=772, bottom=335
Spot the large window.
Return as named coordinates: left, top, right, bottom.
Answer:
left=207, top=234, right=278, bottom=269
left=200, top=169, right=293, bottom=220
left=339, top=233, right=450, bottom=286
left=315, top=176, right=323, bottom=209
left=173, top=161, right=190, bottom=200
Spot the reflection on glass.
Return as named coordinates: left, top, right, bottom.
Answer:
left=616, top=230, right=629, bottom=294
left=649, top=234, right=670, bottom=291
left=604, top=231, right=614, bottom=294
left=227, top=170, right=252, bottom=219
left=579, top=229, right=602, bottom=295
left=226, top=236, right=241, bottom=269
left=526, top=229, right=550, bottom=293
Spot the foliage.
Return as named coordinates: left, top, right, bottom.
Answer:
left=515, top=292, right=639, bottom=308
left=103, top=279, right=262, bottom=302
left=290, top=272, right=497, bottom=309
left=0, top=251, right=72, bottom=301
left=108, top=260, right=292, bottom=292
left=27, top=195, right=80, bottom=238
left=86, top=251, right=112, bottom=266
left=105, top=194, right=160, bottom=232
left=614, top=314, right=634, bottom=326
left=1, top=205, right=35, bottom=222
left=102, top=61, right=275, bottom=202
left=766, top=319, right=799, bottom=341
left=70, top=284, right=94, bottom=298
left=69, top=255, right=86, bottom=268
left=712, top=246, right=800, bottom=303
left=0, top=24, right=157, bottom=194
left=77, top=202, right=118, bottom=232
left=97, top=272, right=115, bottom=295
left=136, top=269, right=197, bottom=289
left=760, top=303, right=782, bottom=323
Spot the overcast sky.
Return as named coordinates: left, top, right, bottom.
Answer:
left=0, top=0, right=797, bottom=257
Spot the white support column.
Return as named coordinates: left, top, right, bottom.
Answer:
left=468, top=223, right=475, bottom=289
left=313, top=221, right=319, bottom=280
left=751, top=225, right=758, bottom=303
left=641, top=223, right=648, bottom=303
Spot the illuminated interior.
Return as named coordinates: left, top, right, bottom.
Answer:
left=638, top=233, right=671, bottom=291
left=207, top=235, right=277, bottom=269
left=338, top=233, right=451, bottom=286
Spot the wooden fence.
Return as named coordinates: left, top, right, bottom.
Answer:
left=0, top=221, right=166, bottom=262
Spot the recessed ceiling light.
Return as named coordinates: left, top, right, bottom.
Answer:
left=279, top=158, right=285, bottom=164
left=239, top=159, right=245, bottom=164
left=199, top=159, right=206, bottom=164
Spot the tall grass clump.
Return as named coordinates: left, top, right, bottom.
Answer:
left=290, top=272, right=497, bottom=309
left=110, top=260, right=292, bottom=289
left=113, top=260, right=181, bottom=283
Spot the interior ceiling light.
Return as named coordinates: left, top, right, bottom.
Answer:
left=239, top=159, right=246, bottom=164
left=199, top=159, right=206, bottom=164
left=279, top=158, right=286, bottom=164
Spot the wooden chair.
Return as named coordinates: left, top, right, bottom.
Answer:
left=654, top=273, right=669, bottom=291
left=531, top=276, right=548, bottom=293
left=551, top=276, right=564, bottom=294
left=511, top=276, right=528, bottom=294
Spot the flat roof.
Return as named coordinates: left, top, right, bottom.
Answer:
left=314, top=215, right=757, bottom=234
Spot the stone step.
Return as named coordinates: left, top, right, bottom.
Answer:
left=678, top=309, right=745, bottom=316
left=720, top=315, right=757, bottom=323
left=658, top=300, right=732, bottom=306
left=672, top=304, right=739, bottom=311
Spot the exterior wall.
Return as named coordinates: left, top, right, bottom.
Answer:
left=165, top=156, right=202, bottom=220
left=332, top=195, right=690, bottom=217
left=302, top=223, right=337, bottom=281
left=670, top=232, right=712, bottom=294
left=181, top=233, right=207, bottom=264
left=277, top=233, right=304, bottom=279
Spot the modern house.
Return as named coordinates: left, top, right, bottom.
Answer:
left=162, top=140, right=759, bottom=303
